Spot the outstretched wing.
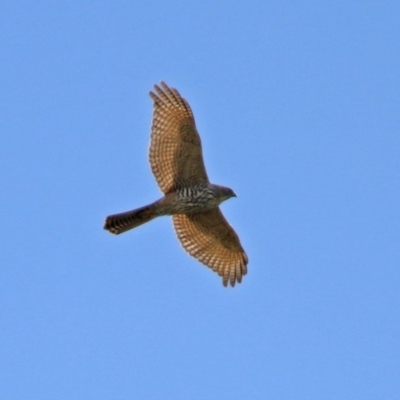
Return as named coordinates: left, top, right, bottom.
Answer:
left=149, top=82, right=209, bottom=194
left=173, top=209, right=248, bottom=287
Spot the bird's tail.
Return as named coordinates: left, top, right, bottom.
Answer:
left=104, top=203, right=160, bottom=234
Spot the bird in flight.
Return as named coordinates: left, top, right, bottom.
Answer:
left=104, top=82, right=248, bottom=287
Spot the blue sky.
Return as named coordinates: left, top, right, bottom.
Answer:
left=1, top=2, right=399, bottom=399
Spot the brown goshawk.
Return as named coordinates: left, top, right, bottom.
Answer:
left=104, top=82, right=248, bottom=287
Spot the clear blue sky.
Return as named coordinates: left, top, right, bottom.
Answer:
left=1, top=2, right=399, bottom=399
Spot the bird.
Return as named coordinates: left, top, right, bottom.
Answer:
left=104, top=82, right=248, bottom=287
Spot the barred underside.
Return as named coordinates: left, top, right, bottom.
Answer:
left=173, top=208, right=248, bottom=287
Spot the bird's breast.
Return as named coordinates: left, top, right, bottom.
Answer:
left=166, top=186, right=220, bottom=214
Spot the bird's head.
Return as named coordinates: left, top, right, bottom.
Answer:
left=213, top=185, right=237, bottom=202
